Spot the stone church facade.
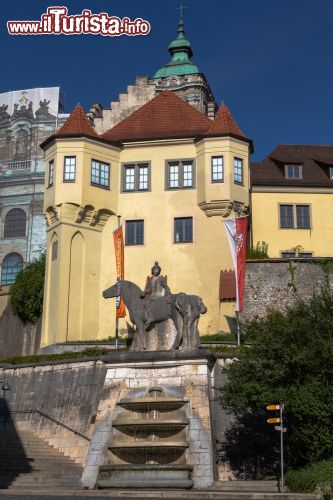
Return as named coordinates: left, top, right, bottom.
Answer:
left=0, top=87, right=67, bottom=285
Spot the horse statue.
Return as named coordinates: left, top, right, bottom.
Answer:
left=102, top=280, right=207, bottom=351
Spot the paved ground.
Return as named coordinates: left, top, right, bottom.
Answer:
left=0, top=489, right=316, bottom=500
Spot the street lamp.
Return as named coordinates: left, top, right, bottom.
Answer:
left=0, top=380, right=11, bottom=399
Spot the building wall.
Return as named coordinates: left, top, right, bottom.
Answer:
left=0, top=288, right=41, bottom=359
left=251, top=189, right=333, bottom=258
left=0, top=87, right=67, bottom=283
left=41, top=135, right=250, bottom=346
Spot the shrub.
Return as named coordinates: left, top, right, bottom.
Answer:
left=246, top=241, right=269, bottom=259
left=220, top=290, right=333, bottom=469
left=285, top=459, right=333, bottom=496
left=0, top=347, right=111, bottom=365
left=10, top=252, right=45, bottom=323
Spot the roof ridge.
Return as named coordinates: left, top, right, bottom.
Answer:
left=102, top=91, right=211, bottom=142
left=207, top=102, right=246, bottom=138
left=56, top=104, right=99, bottom=138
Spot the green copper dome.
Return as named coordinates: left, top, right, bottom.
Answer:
left=153, top=19, right=199, bottom=78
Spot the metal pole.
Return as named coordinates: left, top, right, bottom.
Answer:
left=236, top=311, right=241, bottom=346
left=115, top=215, right=121, bottom=351
left=280, top=403, right=284, bottom=493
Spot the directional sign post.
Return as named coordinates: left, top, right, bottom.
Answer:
left=267, top=403, right=285, bottom=493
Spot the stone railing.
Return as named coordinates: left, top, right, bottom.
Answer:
left=1, top=160, right=31, bottom=171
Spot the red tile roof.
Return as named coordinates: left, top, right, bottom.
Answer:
left=251, top=144, right=333, bottom=187
left=207, top=103, right=246, bottom=138
left=56, top=104, right=99, bottom=138
left=102, top=91, right=212, bottom=142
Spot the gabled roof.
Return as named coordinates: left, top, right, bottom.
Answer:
left=251, top=144, right=333, bottom=187
left=207, top=103, right=246, bottom=138
left=102, top=91, right=212, bottom=142
left=56, top=104, right=99, bottom=138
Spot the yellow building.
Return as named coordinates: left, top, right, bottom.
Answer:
left=40, top=91, right=253, bottom=347
left=251, top=144, right=333, bottom=258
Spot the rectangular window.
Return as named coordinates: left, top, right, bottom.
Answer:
left=280, top=204, right=294, bottom=228
left=139, top=165, right=148, bottom=190
left=296, top=205, right=310, bottom=229
left=91, top=160, right=110, bottom=189
left=285, top=164, right=302, bottom=179
left=122, top=163, right=150, bottom=192
left=234, top=158, right=243, bottom=184
left=280, top=204, right=311, bottom=229
left=63, top=156, right=76, bottom=182
left=125, top=220, right=144, bottom=245
left=166, top=160, right=195, bottom=189
left=174, top=217, right=193, bottom=243
left=211, top=156, right=224, bottom=182
left=48, top=160, right=54, bottom=187
left=329, top=166, right=333, bottom=180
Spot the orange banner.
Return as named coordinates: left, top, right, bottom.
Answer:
left=113, top=226, right=126, bottom=318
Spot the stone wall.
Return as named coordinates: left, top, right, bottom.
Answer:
left=241, top=259, right=333, bottom=322
left=82, top=350, right=216, bottom=489
left=0, top=359, right=107, bottom=465
left=0, top=289, right=41, bottom=359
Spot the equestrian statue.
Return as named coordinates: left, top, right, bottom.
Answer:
left=103, top=262, right=207, bottom=351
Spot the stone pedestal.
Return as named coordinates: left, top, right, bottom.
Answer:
left=81, top=349, right=216, bottom=490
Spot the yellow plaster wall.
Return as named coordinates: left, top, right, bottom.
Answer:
left=42, top=136, right=250, bottom=346
left=252, top=190, right=333, bottom=257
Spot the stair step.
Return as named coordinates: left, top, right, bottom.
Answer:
left=0, top=429, right=83, bottom=490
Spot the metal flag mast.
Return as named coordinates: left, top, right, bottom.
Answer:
left=115, top=215, right=121, bottom=350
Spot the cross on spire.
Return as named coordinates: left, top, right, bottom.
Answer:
left=177, top=1, right=187, bottom=22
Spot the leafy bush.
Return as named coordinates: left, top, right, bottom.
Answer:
left=200, top=332, right=236, bottom=342
left=247, top=241, right=269, bottom=259
left=285, top=459, right=333, bottom=496
left=10, top=252, right=45, bottom=323
left=220, top=290, right=333, bottom=469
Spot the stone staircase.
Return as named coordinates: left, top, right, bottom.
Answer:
left=0, top=428, right=83, bottom=490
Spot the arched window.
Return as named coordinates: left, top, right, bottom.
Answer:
left=4, top=208, right=26, bottom=238
left=1, top=253, right=23, bottom=285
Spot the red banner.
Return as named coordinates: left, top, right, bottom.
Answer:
left=224, top=216, right=248, bottom=312
left=113, top=226, right=126, bottom=318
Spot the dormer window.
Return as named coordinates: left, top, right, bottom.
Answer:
left=329, top=166, right=333, bottom=180
left=285, top=164, right=302, bottom=179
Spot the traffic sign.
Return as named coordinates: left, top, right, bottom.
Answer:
left=267, top=404, right=281, bottom=410
left=267, top=417, right=280, bottom=424
left=274, top=426, right=287, bottom=432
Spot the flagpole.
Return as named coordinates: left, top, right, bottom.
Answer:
left=115, top=215, right=121, bottom=351
left=235, top=211, right=241, bottom=347
left=236, top=311, right=240, bottom=347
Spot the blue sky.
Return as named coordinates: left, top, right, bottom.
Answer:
left=1, top=0, right=332, bottom=160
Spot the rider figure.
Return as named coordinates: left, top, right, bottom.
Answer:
left=141, top=261, right=171, bottom=329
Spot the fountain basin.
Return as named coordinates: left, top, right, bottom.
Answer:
left=97, top=464, right=193, bottom=489
left=112, top=417, right=189, bottom=432
left=117, top=396, right=189, bottom=411
left=109, top=439, right=189, bottom=450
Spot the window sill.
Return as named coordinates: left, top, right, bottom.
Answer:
left=91, top=183, right=110, bottom=190
left=166, top=186, right=196, bottom=191
left=121, top=189, right=150, bottom=194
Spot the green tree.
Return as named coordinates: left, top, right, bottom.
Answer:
left=220, top=290, right=333, bottom=470
left=10, top=252, right=46, bottom=323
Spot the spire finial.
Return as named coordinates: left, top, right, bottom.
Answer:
left=176, top=1, right=187, bottom=37
left=177, top=1, right=187, bottom=22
